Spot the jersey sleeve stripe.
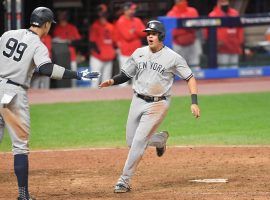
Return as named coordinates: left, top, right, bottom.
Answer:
left=121, top=69, right=133, bottom=78
left=185, top=73, right=193, bottom=81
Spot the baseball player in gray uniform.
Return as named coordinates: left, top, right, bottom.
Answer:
left=99, top=20, right=200, bottom=193
left=0, top=7, right=99, bottom=200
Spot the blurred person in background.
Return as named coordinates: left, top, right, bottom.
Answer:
left=208, top=0, right=243, bottom=68
left=31, top=34, right=52, bottom=89
left=114, top=2, right=146, bottom=86
left=264, top=27, right=270, bottom=52
left=265, top=27, right=270, bottom=42
left=88, top=4, right=116, bottom=88
left=52, top=10, right=82, bottom=86
left=167, top=0, right=202, bottom=70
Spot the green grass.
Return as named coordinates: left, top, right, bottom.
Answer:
left=0, top=92, right=270, bottom=151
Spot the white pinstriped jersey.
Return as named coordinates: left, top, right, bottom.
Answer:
left=122, top=46, right=193, bottom=97
left=0, top=29, right=51, bottom=88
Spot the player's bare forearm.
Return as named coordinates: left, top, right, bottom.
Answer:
left=187, top=76, right=198, bottom=95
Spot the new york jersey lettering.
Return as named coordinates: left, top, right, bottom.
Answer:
left=137, top=61, right=165, bottom=75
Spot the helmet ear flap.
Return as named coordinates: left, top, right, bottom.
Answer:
left=158, top=33, right=165, bottom=41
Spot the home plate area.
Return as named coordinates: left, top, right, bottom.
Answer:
left=189, top=178, right=228, bottom=183
left=1, top=147, right=270, bottom=199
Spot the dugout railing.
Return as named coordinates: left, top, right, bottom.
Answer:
left=158, top=14, right=270, bottom=79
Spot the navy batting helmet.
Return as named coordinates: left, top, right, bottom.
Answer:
left=143, top=20, right=165, bottom=41
left=30, top=7, right=56, bottom=27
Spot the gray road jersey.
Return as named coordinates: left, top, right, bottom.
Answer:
left=122, top=46, right=193, bottom=97
left=0, top=29, right=51, bottom=88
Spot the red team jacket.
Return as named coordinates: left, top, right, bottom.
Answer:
left=89, top=20, right=116, bottom=61
left=208, top=6, right=244, bottom=54
left=41, top=35, right=52, bottom=58
left=53, top=23, right=81, bottom=61
left=114, top=15, right=146, bottom=56
left=167, top=2, right=199, bottom=46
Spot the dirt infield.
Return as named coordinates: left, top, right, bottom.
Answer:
left=1, top=77, right=270, bottom=200
left=1, top=147, right=270, bottom=200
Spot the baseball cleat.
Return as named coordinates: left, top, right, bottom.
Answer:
left=156, top=131, right=169, bottom=157
left=17, top=196, right=36, bottom=200
left=114, top=183, right=131, bottom=193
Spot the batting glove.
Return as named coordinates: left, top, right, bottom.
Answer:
left=77, top=69, right=100, bottom=81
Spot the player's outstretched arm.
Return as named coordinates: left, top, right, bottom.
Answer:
left=187, top=76, right=200, bottom=118
left=99, top=79, right=114, bottom=88
left=37, top=63, right=100, bottom=80
left=99, top=72, right=131, bottom=88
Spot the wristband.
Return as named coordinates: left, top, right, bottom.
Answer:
left=191, top=94, right=198, bottom=105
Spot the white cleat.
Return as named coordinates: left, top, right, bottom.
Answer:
left=156, top=131, right=169, bottom=157
left=114, top=182, right=131, bottom=193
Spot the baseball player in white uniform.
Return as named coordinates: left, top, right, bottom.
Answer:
left=0, top=7, right=99, bottom=200
left=99, top=20, right=201, bottom=193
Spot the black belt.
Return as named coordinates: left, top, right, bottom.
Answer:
left=7, top=79, right=23, bottom=87
left=136, top=93, right=166, bottom=102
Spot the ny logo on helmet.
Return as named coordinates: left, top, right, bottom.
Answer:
left=149, top=23, right=155, bottom=29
